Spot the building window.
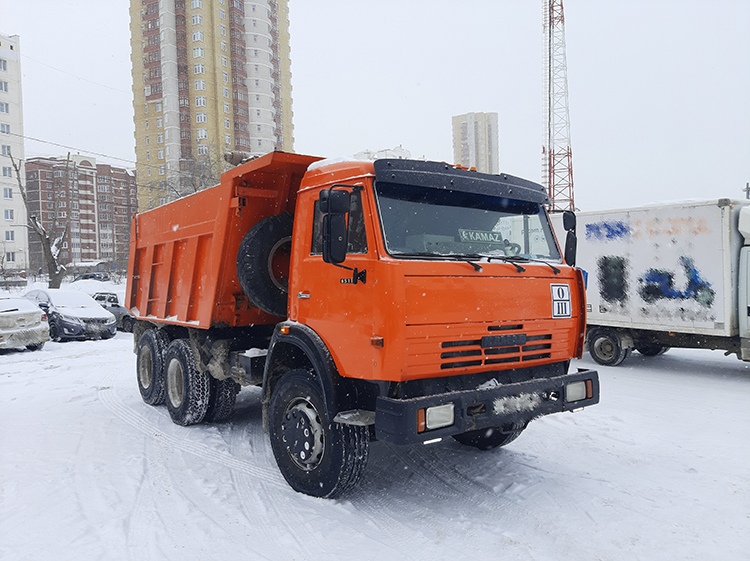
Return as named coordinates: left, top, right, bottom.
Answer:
left=2, top=167, right=11, bottom=178
left=195, top=79, right=206, bottom=90
left=158, top=149, right=164, bottom=159
left=0, top=124, right=9, bottom=135
left=225, top=134, right=231, bottom=146
left=3, top=209, right=12, bottom=220
left=219, top=9, right=226, bottom=19
left=197, top=145, right=209, bottom=156
left=192, top=31, right=203, bottom=41
left=158, top=165, right=165, bottom=176
left=0, top=102, right=8, bottom=113
left=2, top=186, right=11, bottom=198
left=224, top=103, right=230, bottom=113
left=196, top=96, right=206, bottom=107
left=223, top=87, right=229, bottom=98
left=5, top=252, right=14, bottom=263
left=220, top=25, right=226, bottom=36
left=221, top=56, right=227, bottom=67
left=192, top=14, right=202, bottom=24
left=0, top=145, right=9, bottom=156
left=0, top=81, right=8, bottom=92
left=5, top=230, right=14, bottom=241
left=193, top=47, right=204, bottom=58
left=196, top=112, right=207, bottom=123
left=194, top=63, right=205, bottom=74
left=0, top=59, right=6, bottom=71
left=57, top=211, right=66, bottom=218
left=197, top=128, right=207, bottom=140
left=222, top=72, right=228, bottom=84
left=191, top=0, right=202, bottom=8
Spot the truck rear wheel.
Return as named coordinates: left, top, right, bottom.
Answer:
left=164, top=339, right=211, bottom=426
left=588, top=327, right=630, bottom=366
left=136, top=329, right=169, bottom=406
left=204, top=378, right=240, bottom=423
left=269, top=369, right=369, bottom=498
left=453, top=423, right=525, bottom=450
left=237, top=213, right=293, bottom=317
left=635, top=344, right=669, bottom=357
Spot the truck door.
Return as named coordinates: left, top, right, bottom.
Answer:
left=292, top=186, right=377, bottom=378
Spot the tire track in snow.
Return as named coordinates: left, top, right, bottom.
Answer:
left=98, top=371, right=284, bottom=487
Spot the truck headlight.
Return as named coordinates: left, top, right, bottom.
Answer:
left=566, top=380, right=593, bottom=402
left=418, top=403, right=455, bottom=432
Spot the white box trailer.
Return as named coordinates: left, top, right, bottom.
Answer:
left=551, top=199, right=750, bottom=365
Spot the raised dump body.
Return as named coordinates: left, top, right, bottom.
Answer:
left=126, top=152, right=321, bottom=327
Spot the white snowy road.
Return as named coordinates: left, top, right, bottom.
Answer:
left=2, top=334, right=749, bottom=561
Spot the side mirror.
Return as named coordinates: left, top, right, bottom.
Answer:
left=320, top=188, right=350, bottom=264
left=562, top=210, right=576, bottom=232
left=564, top=230, right=577, bottom=268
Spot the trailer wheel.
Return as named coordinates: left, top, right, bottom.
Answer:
left=635, top=344, right=670, bottom=357
left=453, top=423, right=525, bottom=450
left=588, top=327, right=631, bottom=366
left=164, top=339, right=211, bottom=426
left=204, top=378, right=240, bottom=423
left=136, top=329, right=169, bottom=406
left=269, top=369, right=369, bottom=498
left=237, top=213, right=293, bottom=317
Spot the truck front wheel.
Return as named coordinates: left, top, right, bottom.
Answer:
left=269, top=369, right=369, bottom=498
left=136, top=329, right=169, bottom=405
left=453, top=423, right=525, bottom=450
left=164, top=339, right=211, bottom=426
left=588, top=328, right=631, bottom=366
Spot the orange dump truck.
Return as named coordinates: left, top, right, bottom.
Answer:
left=126, top=150, right=599, bottom=498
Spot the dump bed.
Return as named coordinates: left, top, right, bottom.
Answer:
left=126, top=151, right=322, bottom=329
left=553, top=199, right=747, bottom=337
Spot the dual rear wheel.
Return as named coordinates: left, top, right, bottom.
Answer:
left=135, top=330, right=239, bottom=425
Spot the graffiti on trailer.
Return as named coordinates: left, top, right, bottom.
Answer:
left=586, top=221, right=631, bottom=241
left=638, top=256, right=715, bottom=308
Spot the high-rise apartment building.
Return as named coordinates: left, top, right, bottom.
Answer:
left=451, top=112, right=499, bottom=175
left=130, top=0, right=294, bottom=210
left=24, top=156, right=138, bottom=273
left=0, top=33, right=29, bottom=274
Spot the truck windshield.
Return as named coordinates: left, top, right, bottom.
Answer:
left=374, top=181, right=561, bottom=261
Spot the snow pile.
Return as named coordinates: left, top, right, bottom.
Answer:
left=1, top=339, right=748, bottom=560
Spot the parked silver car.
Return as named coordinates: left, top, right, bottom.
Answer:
left=0, top=297, right=49, bottom=351
left=24, top=289, right=116, bottom=342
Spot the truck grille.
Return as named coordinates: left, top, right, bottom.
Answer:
left=405, top=321, right=565, bottom=377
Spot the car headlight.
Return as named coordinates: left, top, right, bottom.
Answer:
left=106, top=317, right=116, bottom=325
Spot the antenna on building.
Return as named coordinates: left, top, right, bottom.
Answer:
left=542, top=0, right=575, bottom=211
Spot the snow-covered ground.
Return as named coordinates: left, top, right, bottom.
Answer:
left=1, top=334, right=748, bottom=561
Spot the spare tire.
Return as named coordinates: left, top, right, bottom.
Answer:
left=237, top=213, right=293, bottom=317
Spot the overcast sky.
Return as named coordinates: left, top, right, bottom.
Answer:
left=1, top=0, right=748, bottom=210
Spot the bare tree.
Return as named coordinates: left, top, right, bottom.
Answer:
left=141, top=143, right=227, bottom=209
left=9, top=150, right=69, bottom=288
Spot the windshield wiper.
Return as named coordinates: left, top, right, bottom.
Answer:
left=396, top=252, right=484, bottom=272
left=484, top=255, right=527, bottom=273
left=496, top=255, right=561, bottom=275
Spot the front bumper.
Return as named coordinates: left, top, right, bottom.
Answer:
left=374, top=368, right=599, bottom=445
left=59, top=318, right=116, bottom=340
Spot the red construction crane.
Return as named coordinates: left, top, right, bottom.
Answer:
left=542, top=0, right=575, bottom=211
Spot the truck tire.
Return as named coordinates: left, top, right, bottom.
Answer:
left=453, top=423, right=525, bottom=450
left=635, top=344, right=669, bottom=357
left=136, top=329, right=169, bottom=406
left=237, top=213, right=293, bottom=317
left=164, top=339, right=211, bottom=426
left=269, top=369, right=369, bottom=498
left=204, top=378, right=240, bottom=423
left=121, top=315, right=134, bottom=333
left=588, top=327, right=630, bottom=366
